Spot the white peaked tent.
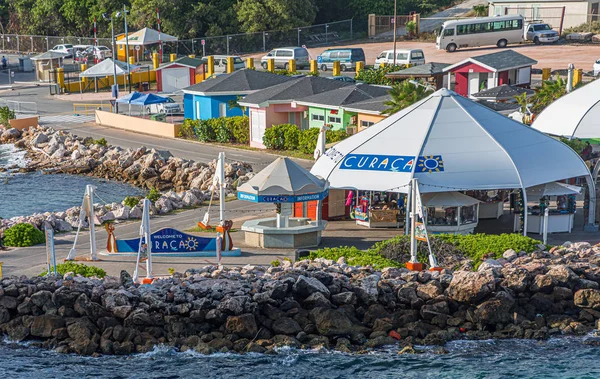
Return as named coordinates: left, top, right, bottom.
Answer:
left=311, top=88, right=596, bottom=231
left=79, top=58, right=140, bottom=78
left=237, top=157, right=328, bottom=197
left=116, top=27, right=177, bottom=46
left=422, top=192, right=480, bottom=207
left=526, top=182, right=582, bottom=201
left=531, top=78, right=600, bottom=139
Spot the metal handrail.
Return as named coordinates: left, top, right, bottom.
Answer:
left=73, top=103, right=113, bottom=116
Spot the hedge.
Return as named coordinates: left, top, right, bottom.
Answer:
left=180, top=116, right=249, bottom=144
left=263, top=124, right=348, bottom=154
left=309, top=233, right=545, bottom=270
left=2, top=223, right=45, bottom=247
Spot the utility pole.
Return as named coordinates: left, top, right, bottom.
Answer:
left=393, top=0, right=398, bottom=66
left=123, top=5, right=131, bottom=93
left=103, top=13, right=118, bottom=107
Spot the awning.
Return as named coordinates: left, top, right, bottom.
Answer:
left=310, top=88, right=591, bottom=194
left=116, top=27, right=178, bottom=46
left=471, top=84, right=535, bottom=101
left=422, top=192, right=480, bottom=207
left=526, top=182, right=582, bottom=200
left=79, top=58, right=140, bottom=78
left=115, top=91, right=143, bottom=104
left=30, top=51, right=68, bottom=60
left=130, top=93, right=168, bottom=105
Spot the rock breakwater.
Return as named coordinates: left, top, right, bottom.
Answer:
left=2, top=242, right=600, bottom=356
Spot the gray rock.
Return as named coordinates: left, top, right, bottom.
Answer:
left=575, top=289, right=600, bottom=310
left=293, top=275, right=331, bottom=298
left=272, top=317, right=302, bottom=335
left=225, top=314, right=257, bottom=339
left=502, top=249, right=518, bottom=261
left=446, top=271, right=496, bottom=304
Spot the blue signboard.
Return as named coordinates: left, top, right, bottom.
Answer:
left=237, top=189, right=329, bottom=203
left=317, top=56, right=323, bottom=64
left=340, top=154, right=444, bottom=173
left=115, top=227, right=216, bottom=253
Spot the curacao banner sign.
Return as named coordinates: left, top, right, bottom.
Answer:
left=339, top=154, right=444, bottom=173
left=237, top=189, right=329, bottom=203
left=115, top=227, right=215, bottom=253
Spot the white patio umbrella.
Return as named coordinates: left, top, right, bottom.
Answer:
left=526, top=182, right=582, bottom=201
left=310, top=88, right=596, bottom=233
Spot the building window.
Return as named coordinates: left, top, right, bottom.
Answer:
left=288, top=112, right=296, bottom=124
left=195, top=101, right=201, bottom=119
left=311, top=114, right=325, bottom=121
left=361, top=120, right=375, bottom=128
left=328, top=116, right=341, bottom=124
left=219, top=102, right=226, bottom=117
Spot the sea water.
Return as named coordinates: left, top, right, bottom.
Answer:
left=0, top=144, right=143, bottom=219
left=0, top=337, right=599, bottom=378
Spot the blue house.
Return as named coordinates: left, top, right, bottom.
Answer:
left=182, top=69, right=292, bottom=120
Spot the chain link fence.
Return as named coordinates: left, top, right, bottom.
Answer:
left=1, top=19, right=357, bottom=57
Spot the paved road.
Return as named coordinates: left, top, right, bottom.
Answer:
left=1, top=200, right=281, bottom=278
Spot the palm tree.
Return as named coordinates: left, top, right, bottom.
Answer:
left=382, top=80, right=430, bottom=115
left=531, top=76, right=565, bottom=113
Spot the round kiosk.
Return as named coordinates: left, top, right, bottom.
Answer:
left=421, top=192, right=480, bottom=235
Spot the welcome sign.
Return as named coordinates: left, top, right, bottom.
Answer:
left=340, top=154, right=444, bottom=173
left=115, top=227, right=215, bottom=253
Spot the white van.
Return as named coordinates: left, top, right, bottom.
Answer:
left=260, top=47, right=310, bottom=70
left=374, top=49, right=425, bottom=66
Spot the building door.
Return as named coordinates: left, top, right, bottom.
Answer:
left=251, top=110, right=266, bottom=143
left=593, top=3, right=599, bottom=21
left=468, top=72, right=480, bottom=97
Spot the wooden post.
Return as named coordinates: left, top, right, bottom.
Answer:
left=542, top=68, right=551, bottom=81
left=246, top=57, right=254, bottom=69
left=333, top=61, right=341, bottom=76
left=288, top=59, right=296, bottom=72
left=207, top=56, right=214, bottom=77
left=267, top=58, right=275, bottom=72
left=226, top=57, right=234, bottom=73
left=356, top=61, right=364, bottom=75
left=310, top=59, right=318, bottom=73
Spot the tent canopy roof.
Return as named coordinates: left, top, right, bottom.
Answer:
left=30, top=51, right=68, bottom=60
left=531, top=78, right=600, bottom=139
left=526, top=181, right=582, bottom=200
left=471, top=84, right=535, bottom=100
left=310, top=88, right=590, bottom=194
left=237, top=157, right=328, bottom=197
left=116, top=27, right=177, bottom=46
left=422, top=192, right=480, bottom=207
left=79, top=59, right=140, bottom=78
left=115, top=91, right=143, bottom=104
left=130, top=93, right=167, bottom=105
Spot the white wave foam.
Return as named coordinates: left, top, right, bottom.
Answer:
left=0, top=144, right=28, bottom=169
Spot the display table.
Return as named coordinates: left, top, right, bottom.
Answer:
left=512, top=212, right=575, bottom=234
left=356, top=209, right=402, bottom=228
left=478, top=201, right=504, bottom=219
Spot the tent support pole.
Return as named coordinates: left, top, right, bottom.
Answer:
left=522, top=188, right=528, bottom=237
left=585, top=174, right=598, bottom=230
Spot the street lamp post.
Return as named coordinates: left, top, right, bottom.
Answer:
left=393, top=0, right=398, bottom=66
left=117, top=6, right=131, bottom=93
left=297, top=29, right=301, bottom=46
left=102, top=13, right=118, bottom=110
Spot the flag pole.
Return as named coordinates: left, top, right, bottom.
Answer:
left=157, top=8, right=163, bottom=63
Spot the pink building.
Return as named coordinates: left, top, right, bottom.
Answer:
left=238, top=76, right=351, bottom=148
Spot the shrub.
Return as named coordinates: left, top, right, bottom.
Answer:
left=326, top=129, right=348, bottom=144
left=42, top=262, right=106, bottom=278
left=271, top=259, right=281, bottom=267
left=93, top=137, right=108, bottom=146
left=214, top=119, right=233, bottom=143
left=180, top=119, right=198, bottom=138
left=230, top=116, right=250, bottom=144
left=355, top=65, right=405, bottom=85
left=263, top=124, right=299, bottom=150
left=298, top=127, right=321, bottom=154
left=2, top=223, right=45, bottom=247
left=307, top=71, right=320, bottom=77
left=146, top=187, right=161, bottom=203
left=309, top=246, right=401, bottom=269
left=194, top=119, right=217, bottom=142
left=123, top=196, right=141, bottom=208
left=0, top=106, right=15, bottom=126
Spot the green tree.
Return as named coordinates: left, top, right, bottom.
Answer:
left=382, top=80, right=430, bottom=115
left=472, top=4, right=488, bottom=17
left=235, top=0, right=317, bottom=33
left=530, top=76, right=565, bottom=114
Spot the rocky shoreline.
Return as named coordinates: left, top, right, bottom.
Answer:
left=0, top=125, right=254, bottom=237
left=2, top=242, right=600, bottom=356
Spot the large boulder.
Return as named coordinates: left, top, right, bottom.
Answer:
left=446, top=271, right=496, bottom=304
left=310, top=307, right=357, bottom=337
left=574, top=289, right=600, bottom=310
left=30, top=314, right=66, bottom=338
left=272, top=317, right=302, bottom=335
left=473, top=291, right=515, bottom=325
left=356, top=274, right=380, bottom=304
left=225, top=314, right=258, bottom=339
left=293, top=275, right=330, bottom=298
left=0, top=128, right=21, bottom=142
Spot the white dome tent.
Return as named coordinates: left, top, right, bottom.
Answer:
left=531, top=78, right=600, bottom=140
left=311, top=88, right=596, bottom=234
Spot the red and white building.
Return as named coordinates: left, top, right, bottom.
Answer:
left=155, top=57, right=203, bottom=93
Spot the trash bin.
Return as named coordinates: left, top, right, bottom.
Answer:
left=142, top=82, right=149, bottom=91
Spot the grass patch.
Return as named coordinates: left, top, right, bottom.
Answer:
left=309, top=246, right=402, bottom=270
left=41, top=262, right=106, bottom=278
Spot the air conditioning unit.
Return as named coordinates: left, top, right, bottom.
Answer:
left=346, top=125, right=357, bottom=135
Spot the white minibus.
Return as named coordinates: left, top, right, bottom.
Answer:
left=436, top=15, right=524, bottom=52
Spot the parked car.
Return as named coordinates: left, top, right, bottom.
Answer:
left=525, top=23, right=559, bottom=45
left=593, top=59, right=600, bottom=76
left=73, top=45, right=92, bottom=62
left=146, top=96, right=181, bottom=114
left=260, top=47, right=310, bottom=70
left=201, top=55, right=245, bottom=73
left=317, top=48, right=365, bottom=71
left=329, top=76, right=356, bottom=83
left=50, top=44, right=74, bottom=58
left=374, top=49, right=425, bottom=67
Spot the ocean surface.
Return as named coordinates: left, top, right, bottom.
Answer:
left=0, top=144, right=144, bottom=219
left=1, top=337, right=599, bottom=378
